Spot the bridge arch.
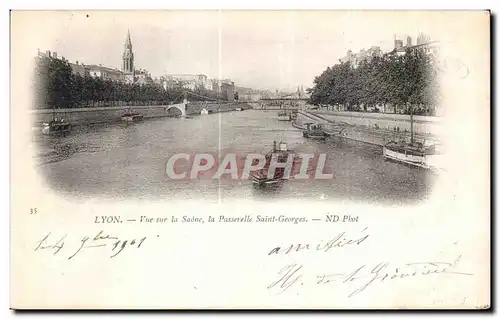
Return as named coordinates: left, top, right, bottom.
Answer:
left=166, top=99, right=187, bottom=117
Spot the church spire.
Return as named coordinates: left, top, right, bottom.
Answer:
left=122, top=29, right=135, bottom=81
left=126, top=29, right=132, bottom=48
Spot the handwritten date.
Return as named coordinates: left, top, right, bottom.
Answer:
left=34, top=230, right=147, bottom=260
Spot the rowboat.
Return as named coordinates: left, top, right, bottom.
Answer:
left=121, top=111, right=144, bottom=123
left=41, top=119, right=71, bottom=135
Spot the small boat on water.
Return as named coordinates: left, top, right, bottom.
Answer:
left=383, top=141, right=427, bottom=167
left=278, top=110, right=292, bottom=121
left=235, top=107, right=243, bottom=111
left=302, top=123, right=328, bottom=140
left=121, top=110, right=144, bottom=123
left=250, top=141, right=296, bottom=187
left=383, top=140, right=442, bottom=170
left=41, top=119, right=71, bottom=135
left=383, top=106, right=443, bottom=171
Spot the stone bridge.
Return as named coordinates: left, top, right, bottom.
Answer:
left=166, top=99, right=250, bottom=116
left=165, top=99, right=187, bottom=117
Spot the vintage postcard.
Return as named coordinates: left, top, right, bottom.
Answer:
left=10, top=10, right=490, bottom=309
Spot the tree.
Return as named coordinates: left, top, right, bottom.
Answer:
left=34, top=55, right=74, bottom=109
left=33, top=55, right=240, bottom=109
left=308, top=47, right=439, bottom=115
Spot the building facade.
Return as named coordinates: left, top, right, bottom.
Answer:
left=210, top=79, right=235, bottom=101
left=417, top=33, right=432, bottom=45
left=69, top=61, right=89, bottom=77
left=37, top=29, right=235, bottom=92
left=221, top=82, right=235, bottom=101
left=393, top=33, right=438, bottom=56
left=164, top=74, right=211, bottom=91
left=340, top=46, right=383, bottom=68
left=393, top=35, right=414, bottom=56
left=36, top=49, right=91, bottom=78
left=135, top=69, right=153, bottom=85
left=88, top=65, right=124, bottom=82
left=238, top=93, right=262, bottom=102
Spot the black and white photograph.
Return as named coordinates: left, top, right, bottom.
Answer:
left=27, top=11, right=449, bottom=205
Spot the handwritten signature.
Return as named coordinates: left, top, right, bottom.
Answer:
left=34, top=230, right=147, bottom=260
left=267, top=255, right=473, bottom=297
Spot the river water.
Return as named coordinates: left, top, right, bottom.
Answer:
left=32, top=110, right=435, bottom=205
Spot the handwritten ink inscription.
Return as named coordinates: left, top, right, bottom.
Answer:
left=267, top=255, right=473, bottom=298
left=34, top=230, right=148, bottom=260
left=267, top=231, right=473, bottom=298
left=268, top=228, right=369, bottom=255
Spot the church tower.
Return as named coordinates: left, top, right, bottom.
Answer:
left=122, top=29, right=135, bottom=83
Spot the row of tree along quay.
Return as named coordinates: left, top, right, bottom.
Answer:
left=307, top=47, right=440, bottom=116
left=33, top=54, right=235, bottom=109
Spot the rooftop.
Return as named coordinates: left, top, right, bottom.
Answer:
left=167, top=74, right=206, bottom=77
left=87, top=64, right=123, bottom=73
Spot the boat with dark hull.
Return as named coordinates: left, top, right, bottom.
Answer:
left=41, top=119, right=71, bottom=135
left=302, top=123, right=328, bottom=140
left=293, top=120, right=347, bottom=138
left=250, top=141, right=296, bottom=187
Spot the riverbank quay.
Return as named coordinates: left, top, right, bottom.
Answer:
left=29, top=102, right=250, bottom=126
left=296, top=110, right=442, bottom=146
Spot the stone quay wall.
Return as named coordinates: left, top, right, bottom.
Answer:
left=29, top=102, right=248, bottom=126
left=309, top=110, right=442, bottom=136
left=297, top=110, right=442, bottom=146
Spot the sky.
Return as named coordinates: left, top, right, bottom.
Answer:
left=18, top=10, right=443, bottom=92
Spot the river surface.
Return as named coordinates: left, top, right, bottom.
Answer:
left=32, top=110, right=435, bottom=205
